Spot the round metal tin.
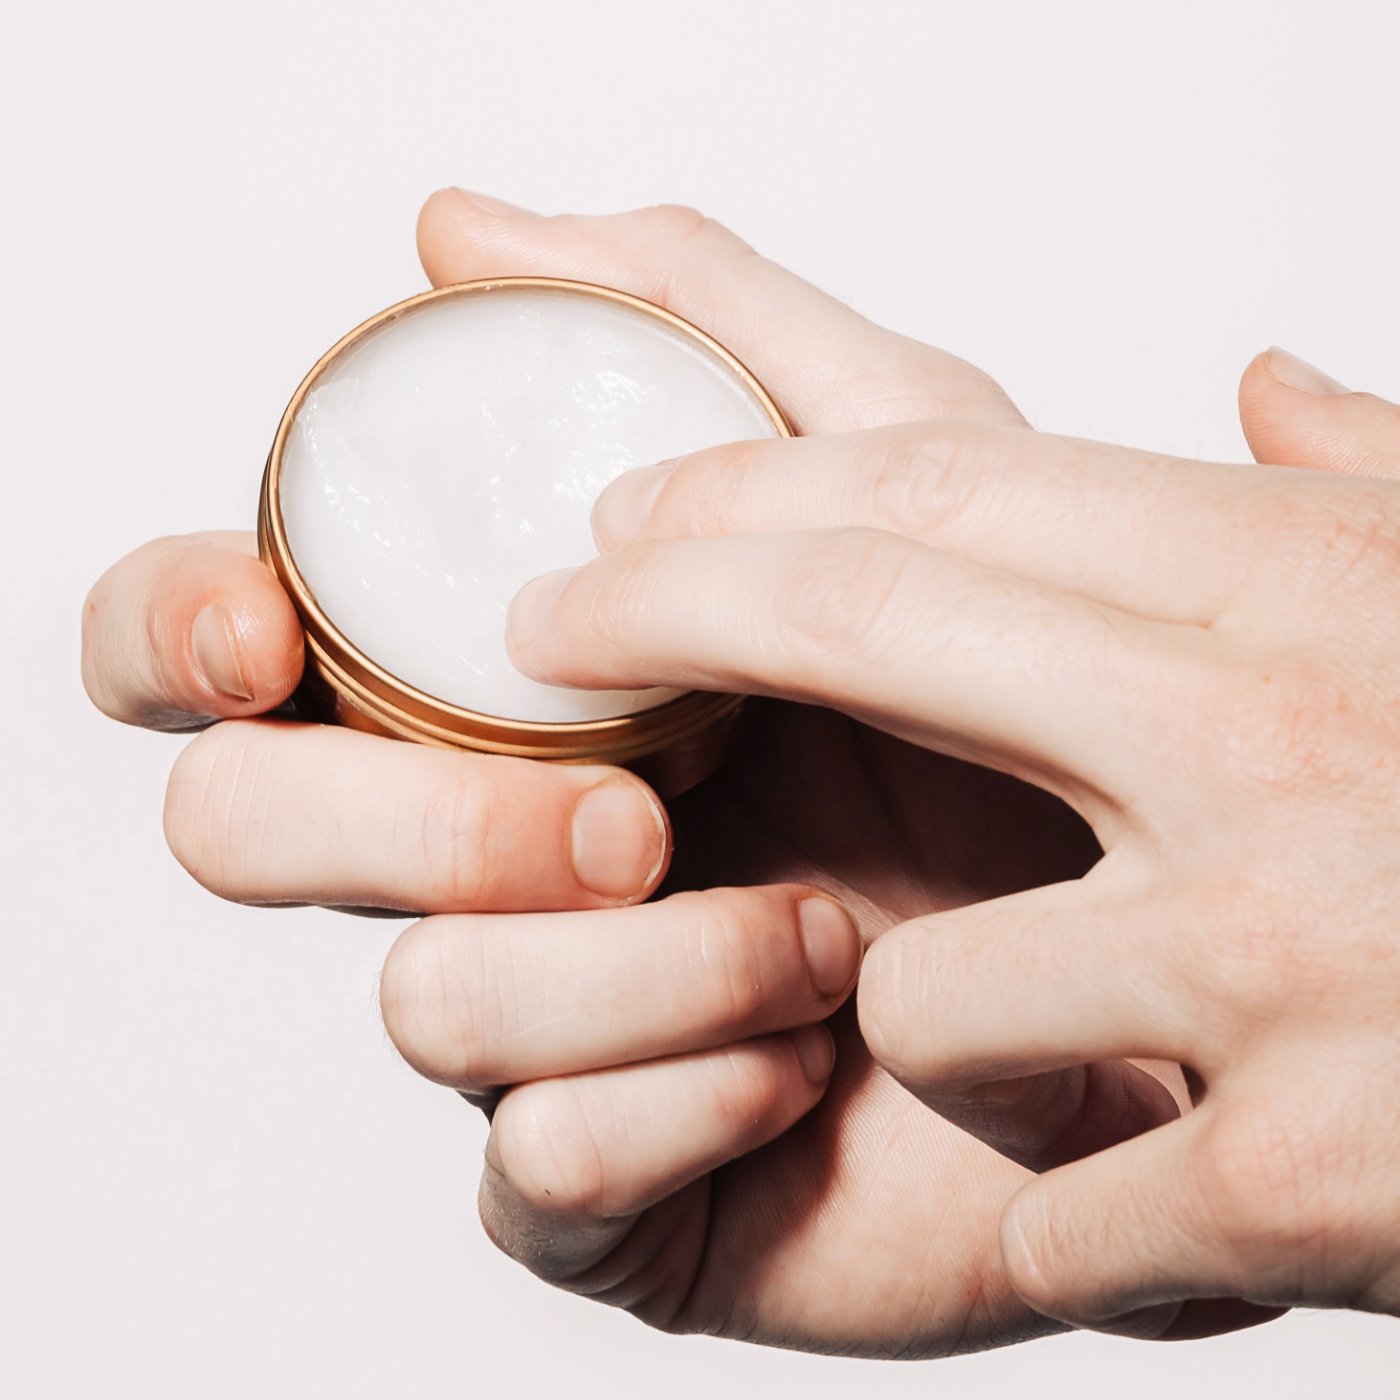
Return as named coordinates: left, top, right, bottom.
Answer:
left=258, top=277, right=791, bottom=797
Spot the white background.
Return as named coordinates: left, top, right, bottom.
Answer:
left=3, top=1, right=1397, bottom=1394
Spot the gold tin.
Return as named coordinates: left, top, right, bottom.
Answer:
left=258, top=277, right=792, bottom=798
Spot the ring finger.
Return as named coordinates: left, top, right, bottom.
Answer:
left=379, top=885, right=860, bottom=1091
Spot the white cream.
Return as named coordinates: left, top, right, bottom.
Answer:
left=279, top=287, right=779, bottom=722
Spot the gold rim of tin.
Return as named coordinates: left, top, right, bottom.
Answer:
left=259, top=277, right=792, bottom=768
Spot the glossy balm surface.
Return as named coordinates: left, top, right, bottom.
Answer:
left=280, top=287, right=779, bottom=722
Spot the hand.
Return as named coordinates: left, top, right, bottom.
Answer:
left=81, top=186, right=1028, bottom=919
left=82, top=192, right=1233, bottom=1354
left=399, top=192, right=1233, bottom=1352
left=85, top=197, right=1085, bottom=1356
left=82, top=531, right=672, bottom=915
left=507, top=330, right=1400, bottom=1332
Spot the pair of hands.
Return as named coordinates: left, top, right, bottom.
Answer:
left=83, top=189, right=1400, bottom=1352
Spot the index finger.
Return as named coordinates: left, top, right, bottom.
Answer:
left=82, top=530, right=303, bottom=731
left=506, top=529, right=1188, bottom=812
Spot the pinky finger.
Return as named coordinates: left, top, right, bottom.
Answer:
left=479, top=1027, right=835, bottom=1281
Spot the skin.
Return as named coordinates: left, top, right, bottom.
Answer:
left=82, top=193, right=1356, bottom=1353
left=512, top=334, right=1400, bottom=1331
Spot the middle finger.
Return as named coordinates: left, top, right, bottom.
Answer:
left=164, top=719, right=672, bottom=912
left=590, top=420, right=1379, bottom=626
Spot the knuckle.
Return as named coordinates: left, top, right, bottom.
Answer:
left=863, top=421, right=992, bottom=540
left=1193, top=1107, right=1348, bottom=1289
left=723, top=1046, right=791, bottom=1130
left=1178, top=868, right=1394, bottom=1051
left=636, top=202, right=710, bottom=244
left=1183, top=653, right=1385, bottom=811
left=1179, top=876, right=1361, bottom=1034
left=671, top=442, right=766, bottom=533
left=775, top=529, right=917, bottom=667
left=82, top=549, right=172, bottom=726
left=407, top=759, right=498, bottom=905
left=624, top=204, right=758, bottom=312
left=163, top=721, right=264, bottom=896
left=677, top=888, right=802, bottom=1031
left=1182, top=880, right=1299, bottom=1001
left=493, top=1082, right=606, bottom=1214
left=581, top=544, right=646, bottom=632
left=688, top=1042, right=793, bottom=1147
left=475, top=1134, right=616, bottom=1285
left=1001, top=1182, right=1079, bottom=1312
left=1252, top=487, right=1400, bottom=613
left=1189, top=1091, right=1387, bottom=1307
left=379, top=917, right=498, bottom=1087
left=633, top=203, right=741, bottom=258
left=691, top=898, right=770, bottom=1027
left=582, top=540, right=676, bottom=645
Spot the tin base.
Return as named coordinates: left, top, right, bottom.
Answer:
left=290, top=649, right=753, bottom=800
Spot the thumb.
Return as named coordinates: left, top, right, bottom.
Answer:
left=416, top=189, right=1028, bottom=436
left=1239, top=347, right=1400, bottom=479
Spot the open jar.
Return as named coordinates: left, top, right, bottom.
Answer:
left=258, top=278, right=790, bottom=797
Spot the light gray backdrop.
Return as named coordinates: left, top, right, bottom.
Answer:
left=3, top=1, right=1396, bottom=1394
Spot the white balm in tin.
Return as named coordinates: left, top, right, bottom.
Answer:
left=259, top=279, right=790, bottom=796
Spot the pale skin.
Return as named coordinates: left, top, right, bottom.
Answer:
left=81, top=190, right=1396, bottom=1351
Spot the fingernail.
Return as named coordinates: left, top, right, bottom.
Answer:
left=452, top=188, right=535, bottom=217
left=790, top=1023, right=837, bottom=1085
left=190, top=601, right=253, bottom=701
left=592, top=460, right=678, bottom=549
left=1264, top=347, right=1349, bottom=396
left=798, top=897, right=860, bottom=998
left=571, top=781, right=668, bottom=899
left=507, top=567, right=578, bottom=651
